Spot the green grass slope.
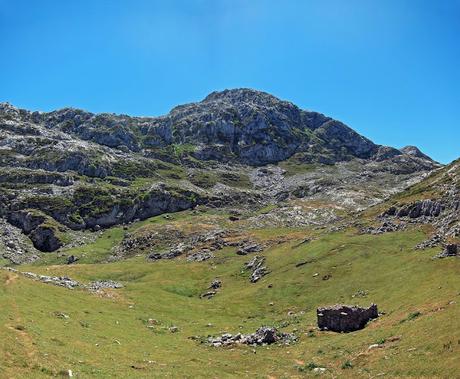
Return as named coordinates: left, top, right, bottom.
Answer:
left=1, top=214, right=459, bottom=378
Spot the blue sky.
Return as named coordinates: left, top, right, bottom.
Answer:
left=1, top=0, right=459, bottom=163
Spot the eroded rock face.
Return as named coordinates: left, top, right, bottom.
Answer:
left=385, top=200, right=444, bottom=219
left=317, top=304, right=378, bottom=332
left=8, top=210, right=64, bottom=252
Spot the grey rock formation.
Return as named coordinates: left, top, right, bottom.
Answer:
left=245, top=255, right=269, bottom=283
left=384, top=199, right=444, bottom=219
left=317, top=304, right=378, bottom=332
left=432, top=244, right=458, bottom=259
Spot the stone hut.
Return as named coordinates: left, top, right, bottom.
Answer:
left=317, top=304, right=378, bottom=332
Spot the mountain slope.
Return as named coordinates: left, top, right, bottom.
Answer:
left=0, top=90, right=440, bottom=260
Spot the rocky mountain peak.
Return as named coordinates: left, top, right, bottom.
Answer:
left=0, top=90, right=440, bottom=168
left=203, top=88, right=294, bottom=107
left=400, top=146, right=434, bottom=162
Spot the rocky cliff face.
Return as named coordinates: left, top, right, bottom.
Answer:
left=0, top=89, right=441, bottom=256
left=379, top=159, right=460, bottom=245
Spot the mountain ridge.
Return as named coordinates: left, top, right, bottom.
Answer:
left=0, top=88, right=437, bottom=166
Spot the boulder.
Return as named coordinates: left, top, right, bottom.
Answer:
left=317, top=304, right=378, bottom=332
left=67, top=255, right=79, bottom=264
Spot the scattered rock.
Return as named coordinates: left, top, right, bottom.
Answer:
left=236, top=242, right=264, bottom=255
left=207, top=326, right=297, bottom=347
left=245, top=255, right=268, bottom=283
left=147, top=247, right=184, bottom=261
left=317, top=304, right=378, bottom=332
left=361, top=221, right=405, bottom=235
left=23, top=272, right=80, bottom=289
left=200, top=278, right=222, bottom=299
left=87, top=280, right=124, bottom=291
left=186, top=250, right=214, bottom=262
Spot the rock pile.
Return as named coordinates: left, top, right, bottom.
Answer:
left=207, top=327, right=297, bottom=347
left=200, top=278, right=222, bottom=299
left=245, top=255, right=268, bottom=283
left=433, top=244, right=458, bottom=259
left=317, top=304, right=378, bottom=332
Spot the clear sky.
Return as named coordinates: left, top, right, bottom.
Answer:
left=1, top=0, right=459, bottom=163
